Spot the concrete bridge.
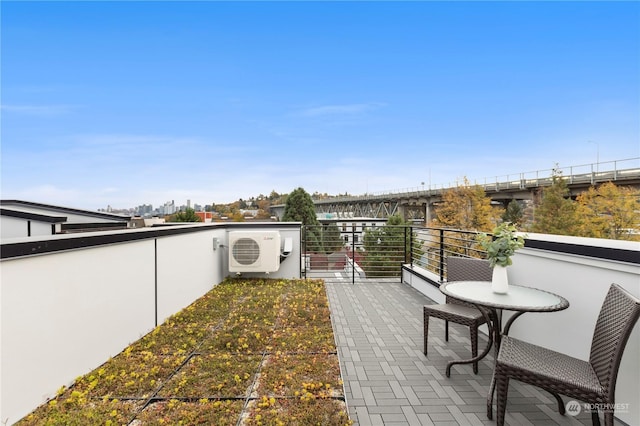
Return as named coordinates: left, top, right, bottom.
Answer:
left=271, top=157, right=640, bottom=222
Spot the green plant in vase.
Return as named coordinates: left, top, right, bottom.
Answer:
left=476, top=222, right=525, bottom=293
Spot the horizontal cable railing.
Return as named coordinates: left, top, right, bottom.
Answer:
left=302, top=225, right=487, bottom=284
left=410, top=227, right=486, bottom=282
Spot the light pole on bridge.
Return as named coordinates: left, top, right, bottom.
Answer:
left=588, top=140, right=600, bottom=174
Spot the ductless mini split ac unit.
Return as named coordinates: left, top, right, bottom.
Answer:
left=228, top=231, right=282, bottom=273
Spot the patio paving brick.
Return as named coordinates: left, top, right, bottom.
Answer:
left=324, top=277, right=597, bottom=426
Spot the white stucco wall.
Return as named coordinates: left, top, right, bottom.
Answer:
left=0, top=223, right=301, bottom=424
left=1, top=241, right=156, bottom=425
left=155, top=230, right=221, bottom=323
left=1, top=216, right=56, bottom=239
left=508, top=244, right=639, bottom=426
left=0, top=216, right=28, bottom=239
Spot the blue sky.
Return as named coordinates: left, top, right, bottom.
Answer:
left=2, top=1, right=639, bottom=211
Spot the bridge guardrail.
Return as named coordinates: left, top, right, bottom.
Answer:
left=308, top=157, right=640, bottom=203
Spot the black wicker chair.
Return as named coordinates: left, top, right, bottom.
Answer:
left=495, top=283, right=640, bottom=426
left=423, top=256, right=493, bottom=374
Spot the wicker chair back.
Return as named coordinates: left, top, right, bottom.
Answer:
left=589, top=284, right=640, bottom=398
left=446, top=257, right=493, bottom=307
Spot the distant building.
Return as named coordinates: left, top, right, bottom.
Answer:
left=195, top=211, right=213, bottom=223
left=317, top=214, right=387, bottom=248
left=158, top=200, right=176, bottom=216
left=240, top=209, right=259, bottom=218
left=135, top=204, right=154, bottom=217
left=0, top=200, right=132, bottom=239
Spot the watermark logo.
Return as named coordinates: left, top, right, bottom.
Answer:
left=566, top=400, right=582, bottom=416
left=566, top=400, right=630, bottom=416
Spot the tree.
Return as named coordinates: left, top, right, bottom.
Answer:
left=170, top=208, right=202, bottom=222
left=229, top=211, right=245, bottom=222
left=268, top=190, right=284, bottom=204
left=321, top=222, right=344, bottom=253
left=502, top=200, right=524, bottom=227
left=256, top=198, right=271, bottom=212
left=213, top=203, right=230, bottom=216
left=430, top=177, right=500, bottom=232
left=282, top=187, right=319, bottom=226
left=254, top=209, right=272, bottom=220
left=532, top=168, right=577, bottom=235
left=306, top=222, right=344, bottom=254
left=362, top=214, right=411, bottom=277
left=283, top=187, right=321, bottom=255
left=574, top=182, right=640, bottom=240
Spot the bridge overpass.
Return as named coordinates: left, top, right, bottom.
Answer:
left=270, top=157, right=640, bottom=223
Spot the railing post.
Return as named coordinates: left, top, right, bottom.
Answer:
left=404, top=226, right=410, bottom=283
left=302, top=226, right=307, bottom=279
left=570, top=166, right=575, bottom=184
left=439, top=229, right=445, bottom=282
left=409, top=226, right=413, bottom=268
left=351, top=227, right=356, bottom=285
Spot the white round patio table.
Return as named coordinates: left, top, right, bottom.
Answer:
left=439, top=280, right=569, bottom=419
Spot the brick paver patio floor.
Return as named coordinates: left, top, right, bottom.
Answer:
left=324, top=276, right=596, bottom=426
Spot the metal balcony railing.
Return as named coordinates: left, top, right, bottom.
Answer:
left=302, top=225, right=486, bottom=284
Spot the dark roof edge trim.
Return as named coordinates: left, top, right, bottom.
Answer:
left=62, top=222, right=128, bottom=230
left=0, top=200, right=131, bottom=221
left=524, top=239, right=639, bottom=265
left=0, top=222, right=301, bottom=260
left=0, top=208, right=67, bottom=223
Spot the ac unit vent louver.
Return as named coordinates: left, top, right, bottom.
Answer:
left=232, top=237, right=261, bottom=265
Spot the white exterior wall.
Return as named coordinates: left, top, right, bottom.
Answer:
left=1, top=241, right=156, bottom=425
left=0, top=216, right=55, bottom=239
left=155, top=230, right=222, bottom=323
left=31, top=221, right=54, bottom=236
left=507, top=244, right=639, bottom=426
left=0, top=216, right=28, bottom=239
left=0, top=223, right=301, bottom=424
left=1, top=217, right=58, bottom=239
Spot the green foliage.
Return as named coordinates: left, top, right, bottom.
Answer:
left=362, top=215, right=411, bottom=277
left=502, top=200, right=523, bottom=227
left=303, top=224, right=344, bottom=254
left=431, top=177, right=501, bottom=232
left=476, top=222, right=525, bottom=267
left=304, top=227, right=322, bottom=253
left=530, top=169, right=639, bottom=240
left=20, top=279, right=347, bottom=425
left=531, top=168, right=577, bottom=235
left=170, top=208, right=202, bottom=222
left=574, top=182, right=640, bottom=241
left=282, top=187, right=319, bottom=226
left=322, top=223, right=344, bottom=253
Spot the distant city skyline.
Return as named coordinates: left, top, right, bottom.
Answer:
left=2, top=1, right=638, bottom=211
left=101, top=155, right=640, bottom=217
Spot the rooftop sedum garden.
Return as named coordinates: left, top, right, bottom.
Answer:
left=18, top=278, right=351, bottom=426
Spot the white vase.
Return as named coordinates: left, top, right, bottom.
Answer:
left=492, top=265, right=509, bottom=294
